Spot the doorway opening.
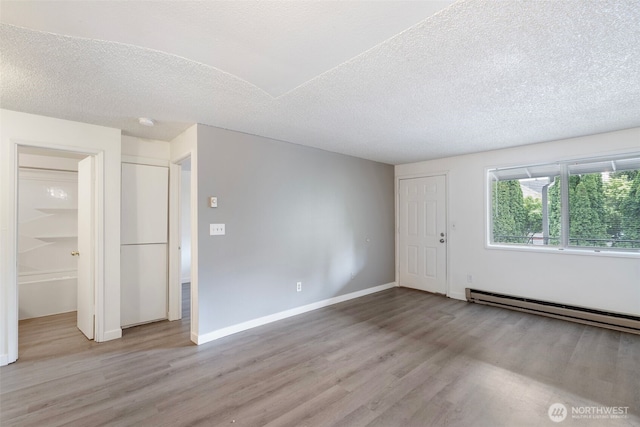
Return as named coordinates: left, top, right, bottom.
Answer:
left=179, top=158, right=192, bottom=323
left=168, top=152, right=197, bottom=343
left=16, top=146, right=96, bottom=360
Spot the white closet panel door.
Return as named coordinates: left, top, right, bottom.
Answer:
left=121, top=164, right=168, bottom=245
left=121, top=243, right=167, bottom=327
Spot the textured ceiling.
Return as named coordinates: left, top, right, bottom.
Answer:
left=0, top=1, right=454, bottom=97
left=1, top=0, right=639, bottom=165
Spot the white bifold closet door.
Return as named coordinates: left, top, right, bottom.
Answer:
left=121, top=244, right=167, bottom=326
left=120, top=163, right=169, bottom=327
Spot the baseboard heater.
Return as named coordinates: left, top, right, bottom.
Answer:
left=466, top=288, right=640, bottom=335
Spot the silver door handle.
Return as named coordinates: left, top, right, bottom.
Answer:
left=439, top=239, right=445, bottom=243
left=71, top=251, right=79, bottom=256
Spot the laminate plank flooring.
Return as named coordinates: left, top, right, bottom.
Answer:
left=1, top=286, right=639, bottom=426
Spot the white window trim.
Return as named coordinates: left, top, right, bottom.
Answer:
left=485, top=153, right=640, bottom=258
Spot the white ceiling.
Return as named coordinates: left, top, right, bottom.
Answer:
left=1, top=0, right=639, bottom=164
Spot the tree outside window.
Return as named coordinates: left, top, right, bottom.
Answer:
left=490, top=156, right=640, bottom=251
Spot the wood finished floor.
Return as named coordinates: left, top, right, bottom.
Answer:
left=1, top=286, right=639, bottom=427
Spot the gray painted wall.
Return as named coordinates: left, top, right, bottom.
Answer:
left=197, top=124, right=394, bottom=333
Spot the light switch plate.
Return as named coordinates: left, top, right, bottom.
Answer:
left=210, top=224, right=225, bottom=235
left=209, top=196, right=218, bottom=208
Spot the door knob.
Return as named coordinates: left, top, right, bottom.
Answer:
left=71, top=251, right=79, bottom=256
left=439, top=239, right=445, bottom=243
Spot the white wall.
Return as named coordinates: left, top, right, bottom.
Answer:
left=396, top=127, right=640, bottom=316
left=1, top=109, right=122, bottom=365
left=121, top=135, right=169, bottom=165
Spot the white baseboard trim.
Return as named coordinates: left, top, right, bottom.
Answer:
left=448, top=290, right=467, bottom=301
left=101, top=328, right=123, bottom=342
left=196, top=282, right=396, bottom=345
left=0, top=353, right=8, bottom=367
left=190, top=331, right=199, bottom=345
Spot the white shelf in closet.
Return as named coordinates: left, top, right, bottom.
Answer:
left=20, top=208, right=77, bottom=225
left=35, top=208, right=77, bottom=213
left=18, top=236, right=76, bottom=253
left=18, top=241, right=55, bottom=254
left=36, top=236, right=77, bottom=241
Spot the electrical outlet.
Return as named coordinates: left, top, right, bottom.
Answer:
left=296, top=282, right=302, bottom=292
left=210, top=224, right=225, bottom=235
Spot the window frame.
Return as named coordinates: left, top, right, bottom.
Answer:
left=485, top=153, right=640, bottom=257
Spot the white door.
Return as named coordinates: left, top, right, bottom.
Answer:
left=121, top=163, right=169, bottom=245
left=77, top=156, right=94, bottom=339
left=120, top=244, right=168, bottom=327
left=399, top=175, right=447, bottom=294
left=120, top=163, right=169, bottom=327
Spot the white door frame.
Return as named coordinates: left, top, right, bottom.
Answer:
left=395, top=171, right=450, bottom=297
left=6, top=142, right=104, bottom=363
left=168, top=154, right=198, bottom=344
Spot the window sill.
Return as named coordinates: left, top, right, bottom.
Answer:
left=486, top=243, right=640, bottom=259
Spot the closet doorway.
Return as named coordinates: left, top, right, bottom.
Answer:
left=17, top=147, right=97, bottom=354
